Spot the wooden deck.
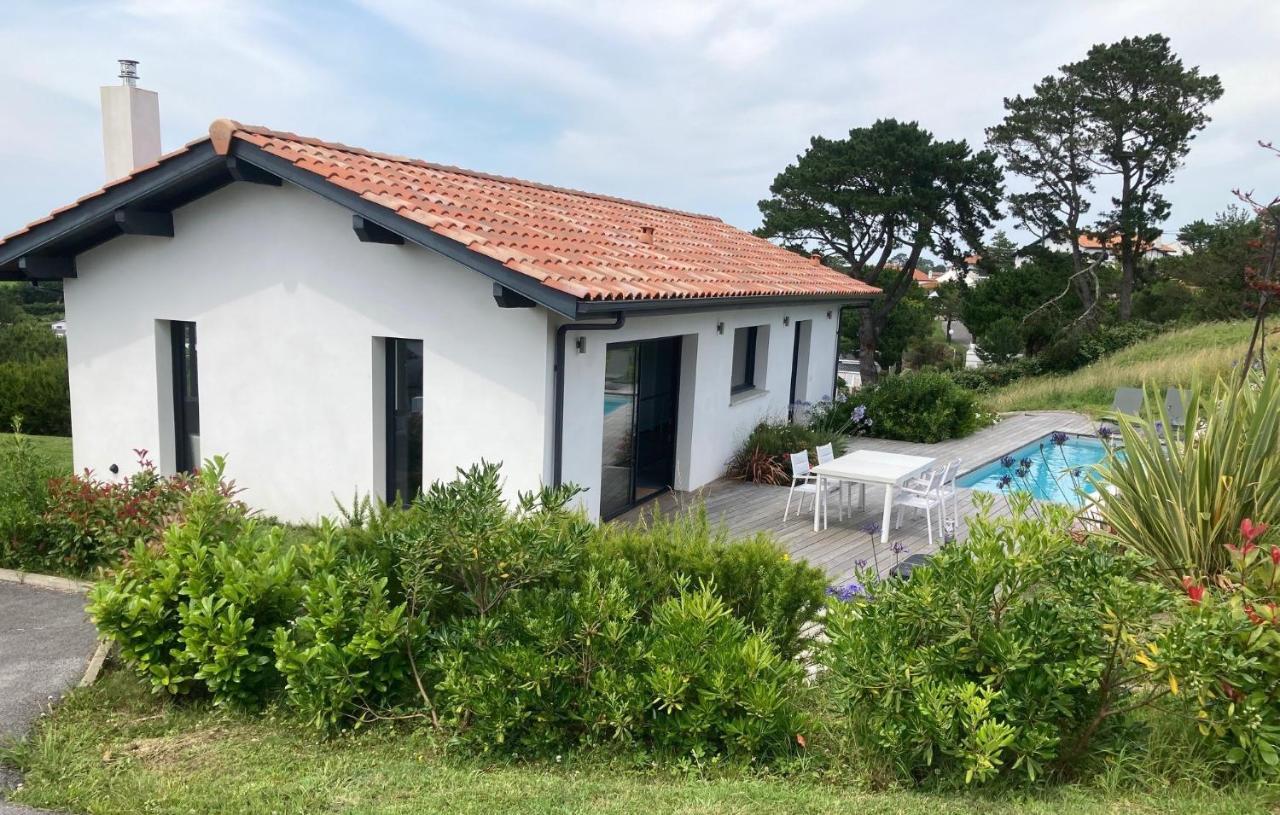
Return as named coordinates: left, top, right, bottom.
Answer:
left=616, top=411, right=1095, bottom=587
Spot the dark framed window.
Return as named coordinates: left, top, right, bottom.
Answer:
left=385, top=338, right=424, bottom=506
left=170, top=321, right=200, bottom=473
left=730, top=326, right=759, bottom=394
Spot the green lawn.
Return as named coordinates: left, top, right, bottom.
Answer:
left=986, top=320, right=1259, bottom=415
left=4, top=669, right=1276, bottom=815
left=0, top=431, right=73, bottom=473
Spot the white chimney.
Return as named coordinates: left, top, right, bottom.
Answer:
left=100, top=59, right=161, bottom=181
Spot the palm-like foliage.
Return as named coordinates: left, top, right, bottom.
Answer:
left=1091, top=368, right=1280, bottom=583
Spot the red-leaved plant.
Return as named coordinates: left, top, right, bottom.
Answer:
left=1145, top=518, right=1280, bottom=775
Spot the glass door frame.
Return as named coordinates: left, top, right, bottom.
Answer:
left=600, top=336, right=682, bottom=520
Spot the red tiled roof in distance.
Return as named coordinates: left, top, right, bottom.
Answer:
left=218, top=120, right=879, bottom=303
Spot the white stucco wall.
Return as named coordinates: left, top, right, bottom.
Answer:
left=558, top=304, right=841, bottom=518
left=64, top=182, right=551, bottom=521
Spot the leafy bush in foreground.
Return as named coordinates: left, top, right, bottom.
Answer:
left=821, top=497, right=1172, bottom=785
left=89, top=459, right=296, bottom=706
left=593, top=508, right=826, bottom=660
left=1149, top=520, right=1280, bottom=776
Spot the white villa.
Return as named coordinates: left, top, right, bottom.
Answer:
left=0, top=68, right=877, bottom=521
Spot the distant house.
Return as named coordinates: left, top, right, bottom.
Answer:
left=50, top=319, right=67, bottom=338
left=1045, top=235, right=1190, bottom=262
left=0, top=71, right=877, bottom=522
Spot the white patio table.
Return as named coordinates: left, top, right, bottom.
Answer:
left=811, top=450, right=937, bottom=544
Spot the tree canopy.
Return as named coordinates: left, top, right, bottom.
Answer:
left=756, top=118, right=1002, bottom=381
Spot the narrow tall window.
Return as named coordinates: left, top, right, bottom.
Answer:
left=385, top=338, right=424, bottom=505
left=170, top=321, right=200, bottom=473
left=730, top=326, right=759, bottom=394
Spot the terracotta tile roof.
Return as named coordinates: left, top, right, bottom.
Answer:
left=912, top=269, right=939, bottom=290
left=214, top=120, right=878, bottom=303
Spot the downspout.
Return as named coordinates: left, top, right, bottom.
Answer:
left=553, top=312, right=626, bottom=486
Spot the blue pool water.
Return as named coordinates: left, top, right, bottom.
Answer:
left=604, top=394, right=631, bottom=415
left=958, top=432, right=1113, bottom=506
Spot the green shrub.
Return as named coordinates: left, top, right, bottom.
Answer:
left=89, top=459, right=299, bottom=707
left=0, top=421, right=58, bottom=568
left=1149, top=521, right=1280, bottom=776
left=726, top=420, right=844, bottom=485
left=858, top=371, right=986, bottom=442
left=1093, top=368, right=1280, bottom=582
left=0, top=357, right=70, bottom=436
left=643, top=585, right=807, bottom=757
left=592, top=508, right=825, bottom=659
left=821, top=499, right=1172, bottom=785
left=273, top=520, right=411, bottom=730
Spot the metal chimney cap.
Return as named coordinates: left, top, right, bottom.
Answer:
left=117, top=59, right=139, bottom=87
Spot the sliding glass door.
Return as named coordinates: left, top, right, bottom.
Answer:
left=600, top=336, right=682, bottom=519
left=386, top=338, right=424, bottom=505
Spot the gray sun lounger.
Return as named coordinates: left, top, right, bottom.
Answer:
left=1111, top=387, right=1144, bottom=418
left=1164, top=387, right=1190, bottom=429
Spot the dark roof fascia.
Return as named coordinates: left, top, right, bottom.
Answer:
left=574, top=291, right=876, bottom=317
left=0, top=142, right=227, bottom=275
left=228, top=141, right=583, bottom=319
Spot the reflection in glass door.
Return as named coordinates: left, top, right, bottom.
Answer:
left=600, top=337, right=681, bottom=519
left=386, top=338, right=424, bottom=506
left=170, top=320, right=200, bottom=473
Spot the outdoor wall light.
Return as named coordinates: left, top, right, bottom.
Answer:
left=826, top=310, right=833, bottom=319
left=783, top=316, right=790, bottom=327
left=575, top=337, right=586, bottom=354
left=716, top=321, right=725, bottom=335
left=109, top=463, right=119, bottom=475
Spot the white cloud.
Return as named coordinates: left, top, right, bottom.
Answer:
left=1, top=0, right=1278, bottom=241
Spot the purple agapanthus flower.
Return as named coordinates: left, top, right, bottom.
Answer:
left=826, top=582, right=865, bottom=602
left=860, top=520, right=882, bottom=536
left=891, top=541, right=908, bottom=556
left=1050, top=431, right=1069, bottom=446
left=1000, top=454, right=1016, bottom=468
left=852, top=404, right=867, bottom=423
left=1019, top=457, right=1034, bottom=470
left=1097, top=425, right=1115, bottom=441
left=854, top=558, right=869, bottom=570
left=997, top=474, right=1013, bottom=489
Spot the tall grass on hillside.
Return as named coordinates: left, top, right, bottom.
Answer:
left=987, top=321, right=1258, bottom=415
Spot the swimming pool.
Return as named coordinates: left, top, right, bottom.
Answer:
left=958, top=432, right=1113, bottom=506
left=604, top=393, right=631, bottom=415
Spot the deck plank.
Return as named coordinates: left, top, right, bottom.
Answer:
left=615, top=411, right=1094, bottom=583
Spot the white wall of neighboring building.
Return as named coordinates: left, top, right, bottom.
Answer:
left=558, top=304, right=840, bottom=519
left=65, top=181, right=552, bottom=522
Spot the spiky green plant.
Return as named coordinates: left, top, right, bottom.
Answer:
left=1090, top=367, right=1280, bottom=583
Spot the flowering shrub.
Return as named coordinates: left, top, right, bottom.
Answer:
left=804, top=395, right=874, bottom=437
left=34, top=450, right=195, bottom=574
left=1148, top=519, right=1280, bottom=775
left=821, top=499, right=1172, bottom=785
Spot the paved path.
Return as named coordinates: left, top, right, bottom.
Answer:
left=0, top=581, right=97, bottom=814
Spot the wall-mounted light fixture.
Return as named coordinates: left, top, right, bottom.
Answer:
left=826, top=310, right=833, bottom=319
left=575, top=337, right=586, bottom=354
left=716, top=321, right=725, bottom=335
left=782, top=316, right=790, bottom=327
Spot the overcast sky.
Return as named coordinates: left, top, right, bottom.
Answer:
left=2, top=0, right=1278, bottom=244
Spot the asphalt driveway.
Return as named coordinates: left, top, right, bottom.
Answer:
left=0, top=580, right=98, bottom=813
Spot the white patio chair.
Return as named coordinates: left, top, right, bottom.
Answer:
left=938, top=457, right=962, bottom=528
left=783, top=451, right=844, bottom=522
left=816, top=442, right=835, bottom=464
left=893, top=466, right=946, bottom=548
